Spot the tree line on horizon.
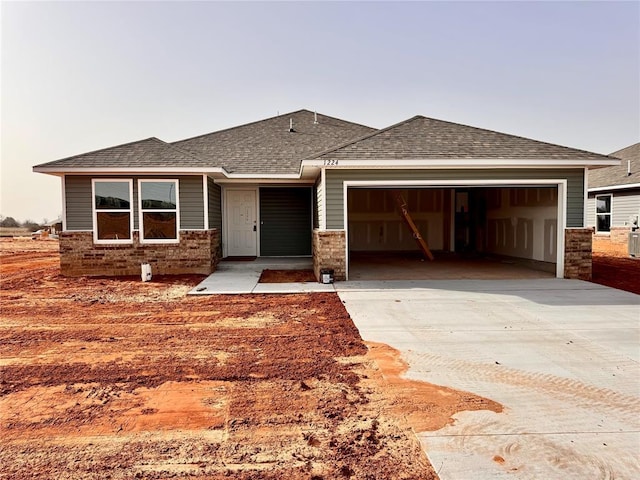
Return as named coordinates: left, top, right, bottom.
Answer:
left=0, top=215, right=52, bottom=232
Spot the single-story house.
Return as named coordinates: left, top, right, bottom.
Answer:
left=33, top=109, right=619, bottom=281
left=45, top=217, right=64, bottom=235
left=586, top=142, right=639, bottom=249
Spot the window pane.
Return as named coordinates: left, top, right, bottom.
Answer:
left=141, top=182, right=177, bottom=209
left=596, top=214, right=611, bottom=232
left=596, top=196, right=611, bottom=214
left=96, top=212, right=131, bottom=240
left=95, top=182, right=130, bottom=209
left=142, top=212, right=177, bottom=239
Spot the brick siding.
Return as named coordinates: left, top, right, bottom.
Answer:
left=593, top=226, right=631, bottom=245
left=610, top=226, right=632, bottom=244
left=564, top=228, right=592, bottom=280
left=59, top=230, right=220, bottom=277
left=312, top=229, right=346, bottom=281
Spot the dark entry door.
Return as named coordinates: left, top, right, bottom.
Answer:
left=259, top=187, right=312, bottom=256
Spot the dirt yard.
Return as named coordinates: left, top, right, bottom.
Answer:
left=1, top=238, right=504, bottom=480
left=592, top=237, right=640, bottom=295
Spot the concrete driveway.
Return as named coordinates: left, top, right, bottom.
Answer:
left=337, top=279, right=640, bottom=480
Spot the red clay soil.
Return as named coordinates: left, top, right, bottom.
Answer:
left=258, top=269, right=317, bottom=283
left=1, top=238, right=504, bottom=480
left=592, top=239, right=640, bottom=295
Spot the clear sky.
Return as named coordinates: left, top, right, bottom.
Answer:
left=1, top=1, right=638, bottom=223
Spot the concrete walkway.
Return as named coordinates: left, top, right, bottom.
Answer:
left=188, top=258, right=335, bottom=294
left=337, top=279, right=640, bottom=480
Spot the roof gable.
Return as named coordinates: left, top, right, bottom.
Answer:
left=313, top=115, right=617, bottom=162
left=588, top=142, right=640, bottom=189
left=172, top=110, right=375, bottom=174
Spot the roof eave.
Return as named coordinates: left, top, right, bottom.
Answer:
left=302, top=158, right=621, bottom=168
left=33, top=166, right=230, bottom=176
left=588, top=183, right=640, bottom=192
left=32, top=165, right=308, bottom=180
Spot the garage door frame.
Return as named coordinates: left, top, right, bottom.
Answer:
left=343, top=179, right=567, bottom=280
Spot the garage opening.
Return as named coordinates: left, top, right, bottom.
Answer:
left=347, top=186, right=558, bottom=280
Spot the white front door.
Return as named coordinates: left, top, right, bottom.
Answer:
left=227, top=189, right=257, bottom=256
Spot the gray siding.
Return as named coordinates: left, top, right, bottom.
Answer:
left=325, top=168, right=585, bottom=229
left=587, top=190, right=640, bottom=227
left=65, top=176, right=93, bottom=230
left=587, top=190, right=640, bottom=228
left=586, top=196, right=596, bottom=227
left=315, top=174, right=324, bottom=229
left=612, top=191, right=640, bottom=226
left=132, top=181, right=139, bottom=229
left=65, top=175, right=205, bottom=231
left=208, top=178, right=222, bottom=231
left=179, top=176, right=204, bottom=229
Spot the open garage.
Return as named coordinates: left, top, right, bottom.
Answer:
left=306, top=115, right=609, bottom=283
left=345, top=184, right=561, bottom=280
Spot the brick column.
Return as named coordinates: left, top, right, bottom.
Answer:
left=564, top=228, right=592, bottom=280
left=312, top=229, right=347, bottom=281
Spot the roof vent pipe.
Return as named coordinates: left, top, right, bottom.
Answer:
left=628, top=160, right=632, bottom=176
left=289, top=118, right=295, bottom=132
left=314, top=111, right=318, bottom=124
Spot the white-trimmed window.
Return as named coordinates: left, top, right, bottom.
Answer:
left=596, top=194, right=612, bottom=233
left=92, top=179, right=133, bottom=243
left=139, top=180, right=180, bottom=243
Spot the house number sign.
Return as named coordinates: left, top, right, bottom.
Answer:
left=323, top=159, right=339, bottom=166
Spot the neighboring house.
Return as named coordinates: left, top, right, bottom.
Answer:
left=45, top=217, right=63, bottom=235
left=586, top=142, right=640, bottom=246
left=33, top=109, right=618, bottom=280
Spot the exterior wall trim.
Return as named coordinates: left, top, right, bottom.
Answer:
left=203, top=174, right=209, bottom=230
left=61, top=175, right=67, bottom=231
left=321, top=168, right=327, bottom=230
left=341, top=178, right=567, bottom=279
left=35, top=166, right=302, bottom=180
left=588, top=183, right=640, bottom=192
left=583, top=168, right=589, bottom=228
left=304, top=158, right=619, bottom=168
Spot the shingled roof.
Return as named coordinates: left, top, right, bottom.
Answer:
left=34, top=110, right=375, bottom=174
left=34, top=112, right=616, bottom=175
left=313, top=115, right=617, bottom=162
left=34, top=137, right=208, bottom=169
left=588, top=142, right=640, bottom=189
left=172, top=110, right=375, bottom=174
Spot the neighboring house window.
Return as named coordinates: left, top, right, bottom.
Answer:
left=92, top=179, right=133, bottom=243
left=596, top=194, right=612, bottom=233
left=139, top=180, right=179, bottom=243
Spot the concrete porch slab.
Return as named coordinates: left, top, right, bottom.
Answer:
left=188, top=257, right=334, bottom=294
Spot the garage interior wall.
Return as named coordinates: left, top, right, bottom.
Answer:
left=483, top=187, right=557, bottom=263
left=347, top=187, right=557, bottom=264
left=348, top=189, right=448, bottom=252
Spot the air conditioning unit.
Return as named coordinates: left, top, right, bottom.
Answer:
left=629, top=232, right=640, bottom=257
